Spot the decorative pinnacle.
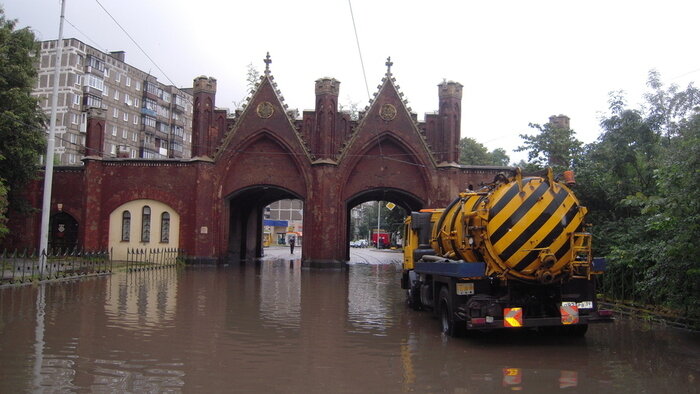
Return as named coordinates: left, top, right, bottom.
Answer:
left=264, top=52, right=271, bottom=75
left=385, top=56, right=393, bottom=74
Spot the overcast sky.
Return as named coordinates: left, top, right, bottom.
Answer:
left=4, top=0, right=700, bottom=163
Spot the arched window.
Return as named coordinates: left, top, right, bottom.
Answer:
left=121, top=211, right=131, bottom=241
left=160, top=212, right=170, bottom=243
left=141, top=206, right=151, bottom=242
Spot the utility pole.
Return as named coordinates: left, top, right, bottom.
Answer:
left=39, top=0, right=67, bottom=271
left=376, top=200, right=381, bottom=248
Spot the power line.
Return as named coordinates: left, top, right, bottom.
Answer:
left=63, top=17, right=107, bottom=52
left=93, top=0, right=179, bottom=88
left=347, top=0, right=370, bottom=101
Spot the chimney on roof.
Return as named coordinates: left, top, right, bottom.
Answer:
left=109, top=51, right=125, bottom=62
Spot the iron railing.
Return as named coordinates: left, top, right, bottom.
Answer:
left=0, top=248, right=112, bottom=285
left=125, top=248, right=183, bottom=272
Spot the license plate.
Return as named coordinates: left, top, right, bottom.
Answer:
left=456, top=282, right=474, bottom=295
left=562, top=301, right=593, bottom=309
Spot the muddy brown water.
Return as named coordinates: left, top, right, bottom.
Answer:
left=0, top=247, right=698, bottom=393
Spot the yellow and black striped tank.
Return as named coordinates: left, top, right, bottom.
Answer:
left=431, top=168, right=589, bottom=283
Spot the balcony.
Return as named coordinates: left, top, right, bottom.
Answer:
left=140, top=107, right=157, bottom=117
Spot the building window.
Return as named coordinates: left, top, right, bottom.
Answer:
left=85, top=94, right=102, bottom=108
left=141, top=206, right=151, bottom=242
left=144, top=116, right=156, bottom=128
left=121, top=211, right=131, bottom=241
left=85, top=74, right=104, bottom=91
left=160, top=212, right=170, bottom=243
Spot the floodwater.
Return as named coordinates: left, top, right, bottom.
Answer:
left=0, top=248, right=698, bottom=393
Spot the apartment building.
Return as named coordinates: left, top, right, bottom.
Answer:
left=33, top=38, right=193, bottom=165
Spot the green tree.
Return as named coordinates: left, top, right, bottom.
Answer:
left=458, top=137, right=510, bottom=166
left=515, top=119, right=582, bottom=173
left=0, top=9, right=46, bottom=237
left=575, top=71, right=700, bottom=321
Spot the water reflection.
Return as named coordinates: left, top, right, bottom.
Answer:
left=0, top=254, right=698, bottom=392
left=104, top=268, right=178, bottom=332
left=347, top=264, right=401, bottom=335
left=259, top=259, right=301, bottom=329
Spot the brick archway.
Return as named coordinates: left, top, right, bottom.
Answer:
left=344, top=187, right=424, bottom=260
left=225, top=185, right=303, bottom=262
left=9, top=62, right=512, bottom=266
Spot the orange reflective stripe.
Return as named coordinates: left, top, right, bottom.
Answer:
left=560, top=304, right=579, bottom=325
left=504, top=307, right=523, bottom=327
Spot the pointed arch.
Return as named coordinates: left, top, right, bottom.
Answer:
left=340, top=131, right=433, bottom=205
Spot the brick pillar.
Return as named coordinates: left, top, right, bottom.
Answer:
left=438, top=81, right=463, bottom=163
left=313, top=77, right=340, bottom=159
left=84, top=108, right=106, bottom=157
left=301, top=164, right=346, bottom=268
left=192, top=76, right=217, bottom=157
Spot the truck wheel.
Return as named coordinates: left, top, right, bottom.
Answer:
left=407, top=288, right=422, bottom=311
left=439, top=286, right=464, bottom=337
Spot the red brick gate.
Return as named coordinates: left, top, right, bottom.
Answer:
left=7, top=58, right=509, bottom=267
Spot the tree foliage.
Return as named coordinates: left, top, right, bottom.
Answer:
left=573, top=71, right=700, bottom=320
left=458, top=137, right=510, bottom=166
left=0, top=9, right=46, bottom=237
left=515, top=120, right=582, bottom=173
left=514, top=71, right=700, bottom=322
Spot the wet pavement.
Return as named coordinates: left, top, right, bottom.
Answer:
left=0, top=247, right=698, bottom=392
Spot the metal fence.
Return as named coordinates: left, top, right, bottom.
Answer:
left=125, top=248, right=183, bottom=272
left=0, top=248, right=112, bottom=285
left=596, top=268, right=656, bottom=306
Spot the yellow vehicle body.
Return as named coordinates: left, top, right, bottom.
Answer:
left=404, top=168, right=593, bottom=284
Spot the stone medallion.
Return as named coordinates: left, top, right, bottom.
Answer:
left=379, top=103, right=397, bottom=121
left=256, top=101, right=274, bottom=118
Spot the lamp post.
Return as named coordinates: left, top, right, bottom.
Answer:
left=39, top=0, right=67, bottom=272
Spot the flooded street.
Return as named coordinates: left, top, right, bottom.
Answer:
left=1, top=247, right=698, bottom=393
